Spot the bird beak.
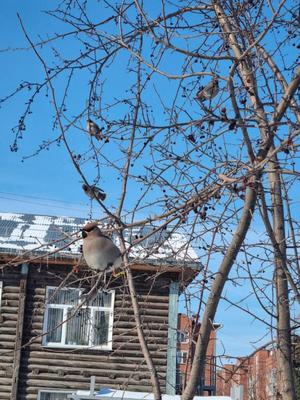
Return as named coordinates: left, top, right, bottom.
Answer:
left=81, top=230, right=87, bottom=239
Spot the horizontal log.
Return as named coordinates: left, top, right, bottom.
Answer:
left=0, top=355, right=14, bottom=363
left=0, top=393, right=12, bottom=399
left=25, top=357, right=166, bottom=372
left=1, top=298, right=19, bottom=306
left=0, top=377, right=13, bottom=386
left=22, top=375, right=161, bottom=387
left=115, top=300, right=169, bottom=308
left=0, top=387, right=12, bottom=394
left=0, top=369, right=13, bottom=378
left=21, top=341, right=167, bottom=354
left=28, top=324, right=168, bottom=337
left=24, top=363, right=166, bottom=379
left=114, top=320, right=168, bottom=328
left=24, top=318, right=168, bottom=330
left=0, top=306, right=19, bottom=314
left=23, top=350, right=167, bottom=365
left=116, top=309, right=169, bottom=318
left=0, top=320, right=17, bottom=327
left=19, top=378, right=159, bottom=391
left=0, top=334, right=17, bottom=341
left=0, top=314, right=18, bottom=321
left=1, top=286, right=20, bottom=293
left=111, top=336, right=167, bottom=345
left=0, top=326, right=17, bottom=334
left=20, top=345, right=166, bottom=367
left=0, top=342, right=15, bottom=350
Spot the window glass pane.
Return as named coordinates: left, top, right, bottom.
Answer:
left=177, top=351, right=188, bottom=364
left=177, top=331, right=188, bottom=343
left=44, top=287, right=114, bottom=348
left=66, top=308, right=90, bottom=346
left=90, top=291, right=112, bottom=307
left=46, top=308, right=63, bottom=343
left=40, top=392, right=72, bottom=400
left=47, top=288, right=80, bottom=305
left=92, top=310, right=110, bottom=346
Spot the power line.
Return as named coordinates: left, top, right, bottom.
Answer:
left=0, top=195, right=87, bottom=213
left=0, top=191, right=86, bottom=206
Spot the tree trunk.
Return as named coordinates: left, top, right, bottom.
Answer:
left=182, top=184, right=257, bottom=400
left=268, top=159, right=296, bottom=400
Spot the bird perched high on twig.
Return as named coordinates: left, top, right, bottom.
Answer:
left=196, top=77, right=219, bottom=102
left=86, top=118, right=102, bottom=140
left=82, top=222, right=122, bottom=273
left=82, top=184, right=106, bottom=202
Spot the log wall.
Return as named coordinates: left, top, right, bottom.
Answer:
left=0, top=263, right=176, bottom=399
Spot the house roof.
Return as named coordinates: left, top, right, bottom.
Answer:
left=0, top=212, right=200, bottom=270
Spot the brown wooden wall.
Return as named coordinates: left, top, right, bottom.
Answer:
left=0, top=267, right=21, bottom=399
left=0, top=262, right=175, bottom=400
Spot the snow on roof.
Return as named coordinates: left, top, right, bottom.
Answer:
left=69, top=388, right=231, bottom=400
left=0, top=211, right=199, bottom=266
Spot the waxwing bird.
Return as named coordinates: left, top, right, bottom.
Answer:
left=87, top=118, right=102, bottom=140
left=196, top=77, right=219, bottom=101
left=82, top=184, right=106, bottom=202
left=82, top=222, right=122, bottom=272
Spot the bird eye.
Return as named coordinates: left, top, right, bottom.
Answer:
left=82, top=230, right=88, bottom=238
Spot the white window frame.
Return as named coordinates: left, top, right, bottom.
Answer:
left=42, top=286, right=115, bottom=350
left=177, top=350, right=188, bottom=364
left=38, top=389, right=74, bottom=400
left=177, top=330, right=189, bottom=343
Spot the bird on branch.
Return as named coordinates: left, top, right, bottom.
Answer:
left=196, top=77, right=219, bottom=102
left=86, top=118, right=102, bottom=140
left=81, top=222, right=123, bottom=298
left=82, top=184, right=106, bottom=202
left=82, top=222, right=122, bottom=274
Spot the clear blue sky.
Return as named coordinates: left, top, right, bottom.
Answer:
left=0, top=1, right=91, bottom=216
left=0, top=1, right=298, bottom=360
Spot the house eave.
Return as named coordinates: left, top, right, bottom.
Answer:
left=0, top=251, right=201, bottom=287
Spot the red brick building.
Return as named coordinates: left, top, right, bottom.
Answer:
left=176, top=313, right=219, bottom=396
left=216, top=349, right=277, bottom=400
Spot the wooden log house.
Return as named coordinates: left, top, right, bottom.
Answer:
left=0, top=212, right=199, bottom=400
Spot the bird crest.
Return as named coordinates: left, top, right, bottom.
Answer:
left=82, top=221, right=99, bottom=232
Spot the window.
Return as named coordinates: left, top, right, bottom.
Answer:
left=42, top=286, right=114, bottom=350
left=38, top=390, right=73, bottom=400
left=230, top=385, right=244, bottom=400
left=177, top=330, right=188, bottom=343
left=176, top=371, right=183, bottom=393
left=177, top=350, right=188, bottom=364
left=248, top=376, right=255, bottom=400
left=266, top=368, right=277, bottom=399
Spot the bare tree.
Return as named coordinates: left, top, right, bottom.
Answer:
left=2, top=1, right=300, bottom=399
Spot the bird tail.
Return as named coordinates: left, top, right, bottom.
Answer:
left=97, top=191, right=106, bottom=201
left=113, top=270, right=125, bottom=278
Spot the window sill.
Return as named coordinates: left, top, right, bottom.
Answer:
left=42, top=343, right=112, bottom=351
